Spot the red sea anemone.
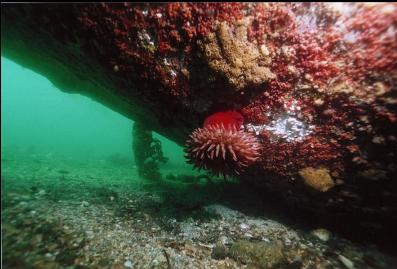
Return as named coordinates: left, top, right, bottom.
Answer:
left=185, top=111, right=261, bottom=177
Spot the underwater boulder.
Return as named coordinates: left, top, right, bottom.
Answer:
left=2, top=3, right=397, bottom=249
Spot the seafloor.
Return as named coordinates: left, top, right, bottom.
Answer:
left=2, top=150, right=396, bottom=269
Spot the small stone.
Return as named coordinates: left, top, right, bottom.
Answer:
left=181, top=68, right=189, bottom=78
left=212, top=240, right=228, bottom=260
left=338, top=254, right=355, bottom=269
left=335, top=179, right=344, bottom=185
left=283, top=238, right=292, bottom=246
left=352, top=156, right=368, bottom=164
left=323, top=109, right=336, bottom=116
left=243, top=232, right=253, bottom=239
left=373, top=82, right=387, bottom=96
left=85, top=230, right=95, bottom=239
left=239, top=223, right=250, bottom=230
left=372, top=136, right=385, bottom=144
left=281, top=45, right=293, bottom=59
left=383, top=97, right=397, bottom=105
left=45, top=253, right=53, bottom=259
left=388, top=135, right=396, bottom=141
left=358, top=169, right=388, bottom=181
left=229, top=240, right=286, bottom=268
left=329, top=82, right=354, bottom=94
left=359, top=115, right=369, bottom=123
left=314, top=98, right=324, bottom=106
left=311, top=228, right=331, bottom=242
left=81, top=201, right=89, bottom=207
left=218, top=236, right=232, bottom=246
left=37, top=189, right=46, bottom=196
left=287, top=65, right=299, bottom=77
left=304, top=73, right=313, bottom=81
left=124, top=260, right=133, bottom=268
left=299, top=83, right=312, bottom=90
left=113, top=65, right=119, bottom=72
left=260, top=44, right=270, bottom=56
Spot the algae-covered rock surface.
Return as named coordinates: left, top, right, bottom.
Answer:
left=2, top=2, right=397, bottom=259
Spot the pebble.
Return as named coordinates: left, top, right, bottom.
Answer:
left=219, top=236, right=231, bottom=246
left=284, top=238, right=292, bottom=246
left=372, top=136, right=385, bottom=144
left=311, top=228, right=331, bottom=242
left=239, top=223, right=250, bottom=230
left=124, top=260, right=133, bottom=268
left=243, top=232, right=253, bottom=239
left=37, top=190, right=46, bottom=196
left=44, top=253, right=53, bottom=259
left=260, top=44, right=270, bottom=56
left=314, top=98, right=324, bottom=106
left=212, top=241, right=228, bottom=260
left=338, top=254, right=355, bottom=269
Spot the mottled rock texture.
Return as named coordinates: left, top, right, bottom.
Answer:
left=2, top=3, right=397, bottom=251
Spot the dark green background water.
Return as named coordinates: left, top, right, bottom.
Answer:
left=1, top=56, right=191, bottom=173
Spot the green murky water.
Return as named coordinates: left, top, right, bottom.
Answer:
left=1, top=56, right=189, bottom=171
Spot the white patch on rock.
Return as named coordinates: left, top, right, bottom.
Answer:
left=138, top=30, right=155, bottom=47
left=246, top=101, right=314, bottom=142
left=264, top=114, right=313, bottom=142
